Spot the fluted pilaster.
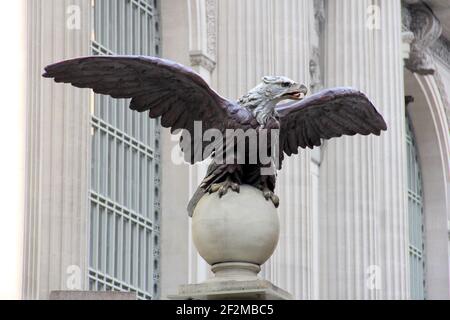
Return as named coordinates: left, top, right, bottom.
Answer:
left=23, top=0, right=92, bottom=299
left=187, top=0, right=218, bottom=284
left=320, top=0, right=408, bottom=299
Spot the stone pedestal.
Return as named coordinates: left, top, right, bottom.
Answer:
left=170, top=185, right=292, bottom=300
left=172, top=279, right=293, bottom=300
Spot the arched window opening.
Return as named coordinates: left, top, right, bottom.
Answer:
left=406, top=112, right=425, bottom=300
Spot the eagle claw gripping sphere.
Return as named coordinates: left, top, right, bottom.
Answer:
left=192, top=185, right=279, bottom=280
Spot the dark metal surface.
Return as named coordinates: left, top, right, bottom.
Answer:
left=44, top=56, right=387, bottom=216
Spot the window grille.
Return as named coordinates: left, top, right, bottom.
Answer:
left=406, top=113, right=425, bottom=300
left=89, top=0, right=161, bottom=300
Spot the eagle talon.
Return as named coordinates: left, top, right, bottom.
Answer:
left=209, top=178, right=241, bottom=198
left=262, top=188, right=280, bottom=208
left=231, top=183, right=240, bottom=193
left=209, top=184, right=221, bottom=194
left=271, top=194, right=280, bottom=208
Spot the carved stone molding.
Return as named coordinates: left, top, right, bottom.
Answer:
left=313, top=0, right=325, bottom=35
left=431, top=36, right=450, bottom=69
left=310, top=0, right=325, bottom=93
left=188, top=0, right=217, bottom=73
left=189, top=51, right=216, bottom=73
left=309, top=47, right=323, bottom=93
left=433, top=67, right=450, bottom=127
left=402, top=31, right=415, bottom=60
left=403, top=2, right=442, bottom=75
left=206, top=0, right=217, bottom=61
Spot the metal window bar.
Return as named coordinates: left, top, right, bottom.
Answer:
left=89, top=0, right=161, bottom=300
left=406, top=114, right=425, bottom=300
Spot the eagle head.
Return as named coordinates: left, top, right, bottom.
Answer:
left=260, top=76, right=308, bottom=102
left=238, top=76, right=308, bottom=110
left=238, top=76, right=308, bottom=126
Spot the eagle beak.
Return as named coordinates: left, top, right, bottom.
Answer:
left=283, top=84, right=308, bottom=100
left=287, top=91, right=306, bottom=100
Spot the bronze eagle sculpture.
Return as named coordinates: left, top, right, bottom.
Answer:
left=43, top=56, right=387, bottom=217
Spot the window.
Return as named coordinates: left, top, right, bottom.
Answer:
left=406, top=113, right=425, bottom=300
left=89, top=0, right=161, bottom=300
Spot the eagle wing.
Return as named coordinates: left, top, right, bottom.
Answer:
left=276, top=87, right=387, bottom=167
left=43, top=55, right=251, bottom=163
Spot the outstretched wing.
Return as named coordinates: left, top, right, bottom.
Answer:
left=276, top=87, right=387, bottom=166
left=43, top=55, right=251, bottom=163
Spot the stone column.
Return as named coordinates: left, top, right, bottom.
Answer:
left=23, top=0, right=92, bottom=299
left=186, top=0, right=218, bottom=285
left=160, top=0, right=195, bottom=299
left=320, top=0, right=409, bottom=299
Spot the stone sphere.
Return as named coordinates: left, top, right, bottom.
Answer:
left=192, top=185, right=280, bottom=267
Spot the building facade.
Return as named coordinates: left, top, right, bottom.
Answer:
left=160, top=0, right=450, bottom=300
left=19, top=0, right=450, bottom=300
left=23, top=0, right=161, bottom=300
